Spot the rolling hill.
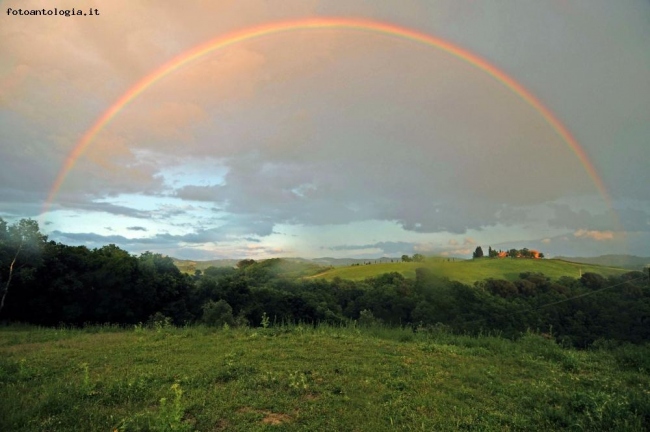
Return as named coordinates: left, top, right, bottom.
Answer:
left=553, top=254, right=650, bottom=270
left=172, top=258, right=240, bottom=274
left=174, top=255, right=633, bottom=285
left=309, top=257, right=630, bottom=285
left=172, top=256, right=435, bottom=274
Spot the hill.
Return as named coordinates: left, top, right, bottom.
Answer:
left=1, top=324, right=648, bottom=431
left=172, top=258, right=240, bottom=274
left=310, top=257, right=629, bottom=284
left=553, top=254, right=650, bottom=270
left=240, top=258, right=330, bottom=279
left=172, top=256, right=433, bottom=274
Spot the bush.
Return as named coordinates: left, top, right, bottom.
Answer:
left=201, top=300, right=235, bottom=327
left=358, top=309, right=380, bottom=327
left=146, top=312, right=172, bottom=329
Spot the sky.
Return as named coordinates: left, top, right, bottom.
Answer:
left=1, top=0, right=649, bottom=260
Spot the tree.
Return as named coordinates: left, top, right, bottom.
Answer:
left=236, top=259, right=256, bottom=269
left=401, top=255, right=411, bottom=262
left=202, top=299, right=235, bottom=327
left=0, top=219, right=47, bottom=316
left=412, top=253, right=425, bottom=263
left=485, top=278, right=518, bottom=298
left=472, top=246, right=484, bottom=259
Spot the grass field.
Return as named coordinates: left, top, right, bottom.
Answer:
left=1, top=324, right=649, bottom=431
left=309, top=258, right=630, bottom=285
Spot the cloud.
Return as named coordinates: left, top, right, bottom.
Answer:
left=440, top=248, right=472, bottom=257
left=128, top=102, right=208, bottom=141
left=550, top=204, right=650, bottom=232
left=2, top=2, right=617, bottom=237
left=244, top=244, right=289, bottom=256
left=413, top=243, right=436, bottom=253
left=327, top=239, right=480, bottom=258
left=2, top=0, right=649, bottom=259
left=573, top=229, right=615, bottom=241
left=127, top=226, right=147, bottom=231
left=328, top=241, right=416, bottom=255
left=50, top=231, right=157, bottom=246
left=174, top=185, right=223, bottom=202
left=52, top=199, right=152, bottom=219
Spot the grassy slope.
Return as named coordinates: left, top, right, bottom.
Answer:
left=1, top=325, right=648, bottom=431
left=310, top=258, right=630, bottom=285
left=173, top=259, right=239, bottom=274
left=175, top=258, right=328, bottom=278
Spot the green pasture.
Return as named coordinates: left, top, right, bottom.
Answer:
left=1, top=324, right=649, bottom=431
left=310, top=258, right=629, bottom=285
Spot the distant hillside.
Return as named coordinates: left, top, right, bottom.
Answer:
left=173, top=257, right=329, bottom=278
left=242, top=258, right=329, bottom=279
left=310, top=257, right=630, bottom=285
left=173, top=256, right=451, bottom=274
left=173, top=255, right=632, bottom=284
left=309, top=257, right=399, bottom=266
left=172, top=258, right=240, bottom=274
left=308, top=256, right=461, bottom=266
left=553, top=255, right=650, bottom=270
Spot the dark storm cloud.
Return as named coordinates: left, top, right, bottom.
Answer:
left=49, top=231, right=160, bottom=246
left=0, top=114, right=60, bottom=198
left=54, top=199, right=152, bottom=219
left=174, top=185, right=223, bottom=202
left=549, top=205, right=650, bottom=232
left=173, top=148, right=535, bottom=235
left=3, top=0, right=649, bottom=258
left=51, top=214, right=274, bottom=249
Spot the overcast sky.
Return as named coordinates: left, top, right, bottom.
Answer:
left=1, top=0, right=649, bottom=259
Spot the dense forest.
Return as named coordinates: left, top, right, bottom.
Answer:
left=1, top=218, right=648, bottom=348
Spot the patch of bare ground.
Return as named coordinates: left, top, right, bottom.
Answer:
left=237, top=407, right=293, bottom=425
left=261, top=412, right=292, bottom=425
left=212, top=418, right=230, bottom=431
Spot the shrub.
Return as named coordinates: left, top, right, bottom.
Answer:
left=147, top=312, right=172, bottom=330
left=201, top=300, right=235, bottom=327
left=358, top=309, right=380, bottom=327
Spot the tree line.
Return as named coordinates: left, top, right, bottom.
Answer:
left=1, top=218, right=648, bottom=347
left=473, top=246, right=544, bottom=259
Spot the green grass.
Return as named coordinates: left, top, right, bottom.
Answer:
left=1, top=324, right=649, bottom=431
left=310, top=258, right=629, bottom=284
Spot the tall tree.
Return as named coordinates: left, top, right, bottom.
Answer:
left=412, top=253, right=425, bottom=262
left=0, top=219, right=47, bottom=315
left=472, top=246, right=484, bottom=259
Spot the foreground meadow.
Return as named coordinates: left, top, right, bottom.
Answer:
left=1, top=324, right=649, bottom=431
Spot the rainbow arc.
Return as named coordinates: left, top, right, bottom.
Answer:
left=43, top=17, right=612, bottom=216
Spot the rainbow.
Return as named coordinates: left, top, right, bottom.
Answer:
left=43, top=17, right=612, bottom=214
